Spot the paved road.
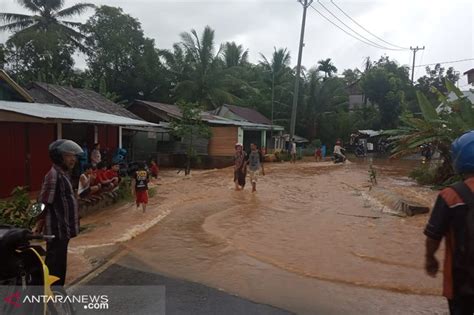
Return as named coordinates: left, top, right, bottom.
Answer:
left=71, top=254, right=294, bottom=315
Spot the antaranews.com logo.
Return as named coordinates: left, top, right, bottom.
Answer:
left=4, top=291, right=109, bottom=310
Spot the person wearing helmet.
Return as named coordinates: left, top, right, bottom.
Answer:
left=424, top=131, right=474, bottom=314
left=35, top=139, right=83, bottom=287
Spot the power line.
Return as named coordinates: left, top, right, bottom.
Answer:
left=414, top=58, right=474, bottom=67
left=316, top=1, right=402, bottom=51
left=329, top=0, right=409, bottom=50
left=309, top=4, right=405, bottom=51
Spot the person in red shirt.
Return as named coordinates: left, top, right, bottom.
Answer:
left=105, top=162, right=120, bottom=188
left=94, top=162, right=114, bottom=191
left=150, top=160, right=159, bottom=179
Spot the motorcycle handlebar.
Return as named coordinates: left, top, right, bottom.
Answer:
left=27, top=233, right=55, bottom=241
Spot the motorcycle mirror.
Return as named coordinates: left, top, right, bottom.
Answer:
left=30, top=203, right=46, bottom=218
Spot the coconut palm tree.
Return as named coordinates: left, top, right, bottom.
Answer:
left=222, top=42, right=248, bottom=68
left=0, top=0, right=94, bottom=50
left=317, top=58, right=338, bottom=78
left=258, top=48, right=294, bottom=127
left=176, top=26, right=239, bottom=109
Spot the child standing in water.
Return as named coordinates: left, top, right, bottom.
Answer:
left=131, top=161, right=149, bottom=213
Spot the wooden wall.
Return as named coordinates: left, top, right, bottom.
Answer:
left=208, top=126, right=238, bottom=157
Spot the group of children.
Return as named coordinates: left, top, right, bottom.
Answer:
left=77, top=159, right=160, bottom=213
left=77, top=161, right=121, bottom=199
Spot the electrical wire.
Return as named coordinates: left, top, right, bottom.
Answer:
left=329, top=0, right=410, bottom=50
left=316, top=1, right=402, bottom=50
left=414, top=58, right=474, bottom=67
left=310, top=3, right=406, bottom=51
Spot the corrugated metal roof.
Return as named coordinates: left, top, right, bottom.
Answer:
left=133, top=100, right=284, bottom=130
left=28, top=82, right=141, bottom=120
left=220, top=104, right=273, bottom=125
left=0, top=100, right=158, bottom=127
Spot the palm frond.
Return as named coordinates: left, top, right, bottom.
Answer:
left=0, top=12, right=35, bottom=24
left=44, top=0, right=65, bottom=12
left=55, top=3, right=95, bottom=18
left=17, top=0, right=42, bottom=13
left=0, top=19, right=35, bottom=32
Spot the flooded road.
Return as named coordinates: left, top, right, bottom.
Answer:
left=110, top=159, right=446, bottom=314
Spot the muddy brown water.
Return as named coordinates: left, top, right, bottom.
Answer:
left=112, top=159, right=446, bottom=314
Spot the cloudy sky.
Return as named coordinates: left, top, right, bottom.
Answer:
left=1, top=0, right=473, bottom=87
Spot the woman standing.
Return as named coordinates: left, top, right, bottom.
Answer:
left=234, top=143, right=247, bottom=190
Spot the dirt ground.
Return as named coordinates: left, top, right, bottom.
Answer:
left=67, top=158, right=448, bottom=314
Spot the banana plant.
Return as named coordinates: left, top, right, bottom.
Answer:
left=385, top=80, right=474, bottom=184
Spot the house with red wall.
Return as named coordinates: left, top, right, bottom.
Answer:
left=0, top=71, right=157, bottom=198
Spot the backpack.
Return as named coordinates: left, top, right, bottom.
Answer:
left=450, top=181, right=474, bottom=296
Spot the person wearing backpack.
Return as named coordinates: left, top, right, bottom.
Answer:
left=424, top=131, right=474, bottom=315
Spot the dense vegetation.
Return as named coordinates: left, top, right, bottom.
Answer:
left=0, top=2, right=462, bottom=149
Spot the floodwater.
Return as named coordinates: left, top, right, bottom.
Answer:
left=115, top=157, right=447, bottom=314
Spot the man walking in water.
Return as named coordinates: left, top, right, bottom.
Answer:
left=247, top=143, right=265, bottom=193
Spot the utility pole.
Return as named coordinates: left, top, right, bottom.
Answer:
left=290, top=0, right=313, bottom=140
left=410, top=46, right=425, bottom=83
left=270, top=68, right=275, bottom=150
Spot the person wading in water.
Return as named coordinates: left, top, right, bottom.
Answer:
left=234, top=143, right=247, bottom=190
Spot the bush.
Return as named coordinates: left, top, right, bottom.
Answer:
left=0, top=187, right=33, bottom=228
left=117, top=177, right=133, bottom=201
left=409, top=164, right=438, bottom=186
left=149, top=187, right=157, bottom=198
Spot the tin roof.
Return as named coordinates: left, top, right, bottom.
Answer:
left=132, top=100, right=284, bottom=130
left=219, top=104, right=272, bottom=125
left=27, top=82, right=141, bottom=120
left=0, top=100, right=157, bottom=127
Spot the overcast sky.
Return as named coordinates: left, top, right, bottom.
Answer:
left=1, top=0, right=473, bottom=87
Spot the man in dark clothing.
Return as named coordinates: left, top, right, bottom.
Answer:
left=424, top=132, right=474, bottom=315
left=35, top=139, right=83, bottom=286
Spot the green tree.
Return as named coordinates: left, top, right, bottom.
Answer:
left=416, top=63, right=460, bottom=104
left=0, top=0, right=94, bottom=83
left=222, top=42, right=249, bottom=68
left=301, top=70, right=348, bottom=141
left=170, top=102, right=211, bottom=175
left=258, top=47, right=294, bottom=128
left=361, top=56, right=412, bottom=129
left=176, top=26, right=239, bottom=109
left=82, top=6, right=166, bottom=102
left=317, top=58, right=338, bottom=78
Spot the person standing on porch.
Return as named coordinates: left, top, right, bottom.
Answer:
left=90, top=143, right=101, bottom=167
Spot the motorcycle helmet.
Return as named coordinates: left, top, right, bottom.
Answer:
left=451, top=131, right=474, bottom=174
left=49, top=139, right=83, bottom=165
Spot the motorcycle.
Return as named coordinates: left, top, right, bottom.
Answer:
left=0, top=203, right=74, bottom=315
left=334, top=148, right=347, bottom=164
left=353, top=143, right=366, bottom=158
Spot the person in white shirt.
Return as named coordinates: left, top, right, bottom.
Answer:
left=90, top=143, right=101, bottom=167
left=78, top=164, right=101, bottom=198
left=333, top=140, right=346, bottom=162
left=291, top=139, right=297, bottom=163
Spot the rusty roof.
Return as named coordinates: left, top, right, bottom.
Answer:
left=27, top=82, right=140, bottom=120
left=220, top=104, right=272, bottom=125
